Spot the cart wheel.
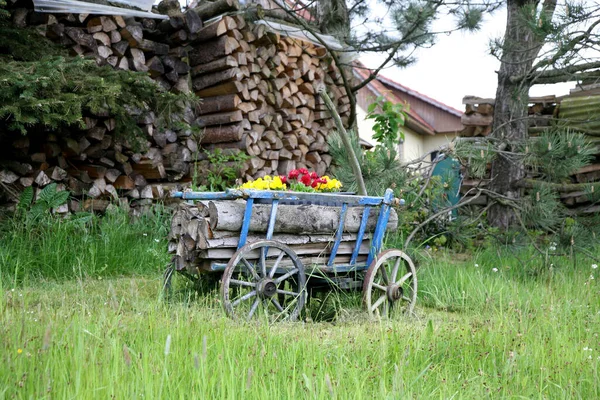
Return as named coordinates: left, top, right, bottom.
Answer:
left=221, top=240, right=306, bottom=322
left=363, top=249, right=417, bottom=317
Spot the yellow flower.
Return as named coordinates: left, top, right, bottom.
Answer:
left=17, top=348, right=22, bottom=354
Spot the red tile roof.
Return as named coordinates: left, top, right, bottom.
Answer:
left=353, top=66, right=436, bottom=135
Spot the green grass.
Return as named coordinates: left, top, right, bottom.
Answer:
left=0, top=205, right=171, bottom=285
left=1, top=247, right=600, bottom=398
left=1, top=209, right=600, bottom=398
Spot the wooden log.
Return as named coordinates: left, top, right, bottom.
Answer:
left=189, top=36, right=239, bottom=66
left=200, top=123, right=244, bottom=144
left=193, top=0, right=240, bottom=20
left=184, top=8, right=203, bottom=34
left=207, top=201, right=398, bottom=233
left=200, top=241, right=370, bottom=260
left=191, top=16, right=236, bottom=43
left=192, top=68, right=243, bottom=91
left=191, top=55, right=238, bottom=76
left=195, top=81, right=244, bottom=97
left=195, top=110, right=243, bottom=128
left=197, top=94, right=241, bottom=114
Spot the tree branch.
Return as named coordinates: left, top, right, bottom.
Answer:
left=317, top=85, right=367, bottom=196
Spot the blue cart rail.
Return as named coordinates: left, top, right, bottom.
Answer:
left=167, top=188, right=417, bottom=321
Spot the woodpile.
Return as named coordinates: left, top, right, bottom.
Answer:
left=459, top=90, right=600, bottom=214
left=460, top=95, right=559, bottom=137
left=1, top=0, right=349, bottom=213
left=192, top=16, right=350, bottom=179
left=168, top=201, right=398, bottom=274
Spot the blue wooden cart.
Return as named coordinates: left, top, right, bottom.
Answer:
left=168, top=188, right=417, bottom=321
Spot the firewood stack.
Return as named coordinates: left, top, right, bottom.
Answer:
left=459, top=90, right=600, bottom=214
left=168, top=201, right=398, bottom=274
left=1, top=0, right=350, bottom=213
left=460, top=95, right=558, bottom=137
left=191, top=16, right=349, bottom=179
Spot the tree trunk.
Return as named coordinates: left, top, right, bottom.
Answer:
left=487, top=0, right=557, bottom=229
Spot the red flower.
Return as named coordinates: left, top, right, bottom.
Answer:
left=311, top=180, right=319, bottom=188
left=300, top=174, right=312, bottom=186
left=280, top=175, right=287, bottom=184
left=288, top=169, right=300, bottom=179
left=299, top=168, right=309, bottom=175
left=310, top=172, right=318, bottom=179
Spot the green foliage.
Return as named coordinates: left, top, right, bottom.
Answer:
left=327, top=129, right=409, bottom=197
left=0, top=55, right=196, bottom=145
left=525, top=128, right=594, bottom=181
left=199, top=149, right=250, bottom=191
left=521, top=184, right=564, bottom=231
left=0, top=0, right=10, bottom=20
left=20, top=183, right=70, bottom=219
left=365, top=96, right=407, bottom=146
left=0, top=24, right=65, bottom=61
left=453, top=139, right=495, bottom=178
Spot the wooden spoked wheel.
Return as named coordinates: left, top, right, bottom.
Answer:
left=221, top=240, right=306, bottom=321
left=363, top=249, right=417, bottom=317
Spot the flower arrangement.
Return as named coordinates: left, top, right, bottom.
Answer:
left=239, top=169, right=342, bottom=192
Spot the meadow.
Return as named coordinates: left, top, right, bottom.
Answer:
left=1, top=207, right=600, bottom=399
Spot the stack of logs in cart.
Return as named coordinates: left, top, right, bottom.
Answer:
left=168, top=201, right=398, bottom=275
left=460, top=91, right=600, bottom=214
left=0, top=0, right=350, bottom=212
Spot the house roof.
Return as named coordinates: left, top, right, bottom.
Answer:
left=354, top=64, right=463, bottom=135
left=353, top=66, right=436, bottom=136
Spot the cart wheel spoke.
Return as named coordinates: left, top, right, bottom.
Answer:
left=380, top=265, right=390, bottom=284
left=396, top=272, right=413, bottom=286
left=371, top=294, right=387, bottom=312
left=402, top=296, right=412, bottom=302
left=276, top=289, right=299, bottom=297
left=391, top=257, right=402, bottom=282
left=231, top=290, right=256, bottom=307
left=229, top=279, right=256, bottom=288
left=241, top=257, right=261, bottom=280
left=268, top=251, right=286, bottom=278
left=247, top=298, right=261, bottom=319
left=271, top=298, right=285, bottom=312
left=274, top=268, right=299, bottom=284
left=259, top=247, right=267, bottom=277
left=372, top=282, right=387, bottom=292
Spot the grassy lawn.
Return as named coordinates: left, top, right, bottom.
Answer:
left=2, top=246, right=600, bottom=399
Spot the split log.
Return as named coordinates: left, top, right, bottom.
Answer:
left=189, top=36, right=239, bottom=66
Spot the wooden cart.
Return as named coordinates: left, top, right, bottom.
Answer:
left=166, top=188, right=417, bottom=321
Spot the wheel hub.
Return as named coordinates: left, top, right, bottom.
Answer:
left=257, top=279, right=277, bottom=298
left=387, top=284, right=403, bottom=302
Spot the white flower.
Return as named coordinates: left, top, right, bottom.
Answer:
left=591, top=275, right=595, bottom=280
left=154, top=239, right=160, bottom=243
left=549, top=246, right=556, bottom=251
left=475, top=264, right=479, bottom=267
left=492, top=268, right=498, bottom=272
left=143, top=233, right=148, bottom=236
left=593, top=264, right=598, bottom=269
